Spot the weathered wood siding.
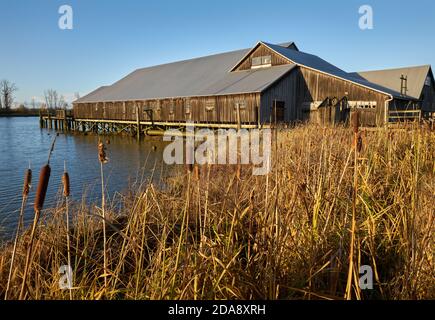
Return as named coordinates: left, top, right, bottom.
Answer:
left=235, top=44, right=290, bottom=71
left=260, top=69, right=302, bottom=123
left=73, top=93, right=260, bottom=124
left=261, top=67, right=391, bottom=126
left=421, top=81, right=435, bottom=112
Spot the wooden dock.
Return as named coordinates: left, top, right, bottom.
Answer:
left=40, top=107, right=432, bottom=139
left=39, top=109, right=265, bottom=139
left=40, top=110, right=75, bottom=131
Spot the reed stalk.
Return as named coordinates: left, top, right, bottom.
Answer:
left=62, top=163, right=73, bottom=300
left=98, top=140, right=109, bottom=290
left=5, top=168, right=32, bottom=300
left=19, top=137, right=55, bottom=300
left=345, top=111, right=360, bottom=300
left=1, top=124, right=433, bottom=300
left=19, top=164, right=51, bottom=300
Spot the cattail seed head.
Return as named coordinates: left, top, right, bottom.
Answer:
left=98, top=141, right=108, bottom=164
left=62, top=172, right=70, bottom=197
left=352, top=111, right=360, bottom=133
left=22, top=169, right=32, bottom=197
left=34, top=165, right=51, bottom=212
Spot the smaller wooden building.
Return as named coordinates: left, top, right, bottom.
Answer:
left=351, top=65, right=435, bottom=118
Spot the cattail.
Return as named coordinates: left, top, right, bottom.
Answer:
left=62, top=172, right=70, bottom=197
left=352, top=111, right=360, bottom=133
left=98, top=139, right=108, bottom=289
left=98, top=141, right=108, bottom=163
left=21, top=139, right=55, bottom=300
left=34, top=164, right=51, bottom=212
left=21, top=164, right=50, bottom=299
left=22, top=169, right=32, bottom=196
left=62, top=165, right=72, bottom=299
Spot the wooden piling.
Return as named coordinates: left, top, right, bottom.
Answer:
left=39, top=110, right=43, bottom=128
left=136, top=104, right=141, bottom=141
left=236, top=103, right=241, bottom=131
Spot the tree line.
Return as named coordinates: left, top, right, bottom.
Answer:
left=0, top=79, right=79, bottom=113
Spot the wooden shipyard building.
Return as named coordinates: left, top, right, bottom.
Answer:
left=70, top=41, right=435, bottom=133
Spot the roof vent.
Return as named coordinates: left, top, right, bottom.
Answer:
left=277, top=42, right=299, bottom=51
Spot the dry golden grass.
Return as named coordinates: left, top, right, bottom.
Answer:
left=0, top=123, right=434, bottom=300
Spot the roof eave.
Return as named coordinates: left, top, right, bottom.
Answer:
left=72, top=90, right=267, bottom=104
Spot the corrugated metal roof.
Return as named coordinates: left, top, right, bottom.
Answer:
left=261, top=42, right=410, bottom=99
left=76, top=41, right=418, bottom=104
left=76, top=49, right=295, bottom=103
left=79, top=86, right=108, bottom=101
left=349, top=65, right=432, bottom=99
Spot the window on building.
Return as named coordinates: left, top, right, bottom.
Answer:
left=251, top=55, right=272, bottom=69
left=234, top=100, right=246, bottom=110
left=252, top=57, right=262, bottom=67
left=205, top=99, right=215, bottom=111
left=153, top=102, right=161, bottom=113
left=262, top=55, right=272, bottom=65
left=425, top=76, right=432, bottom=87
left=347, top=101, right=377, bottom=109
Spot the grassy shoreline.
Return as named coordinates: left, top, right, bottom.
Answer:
left=0, top=110, right=40, bottom=117
left=0, top=114, right=39, bottom=117
left=0, top=124, right=434, bottom=300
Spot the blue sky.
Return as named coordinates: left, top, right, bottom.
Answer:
left=1, top=0, right=434, bottom=105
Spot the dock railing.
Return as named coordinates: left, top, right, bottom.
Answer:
left=388, top=109, right=421, bottom=122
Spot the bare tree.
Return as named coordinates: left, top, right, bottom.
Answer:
left=0, top=80, right=18, bottom=110
left=44, top=89, right=71, bottom=110
left=44, top=89, right=61, bottom=109
left=59, top=95, right=67, bottom=109
left=31, top=98, right=36, bottom=110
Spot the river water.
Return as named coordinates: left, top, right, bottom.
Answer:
left=0, top=117, right=172, bottom=241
